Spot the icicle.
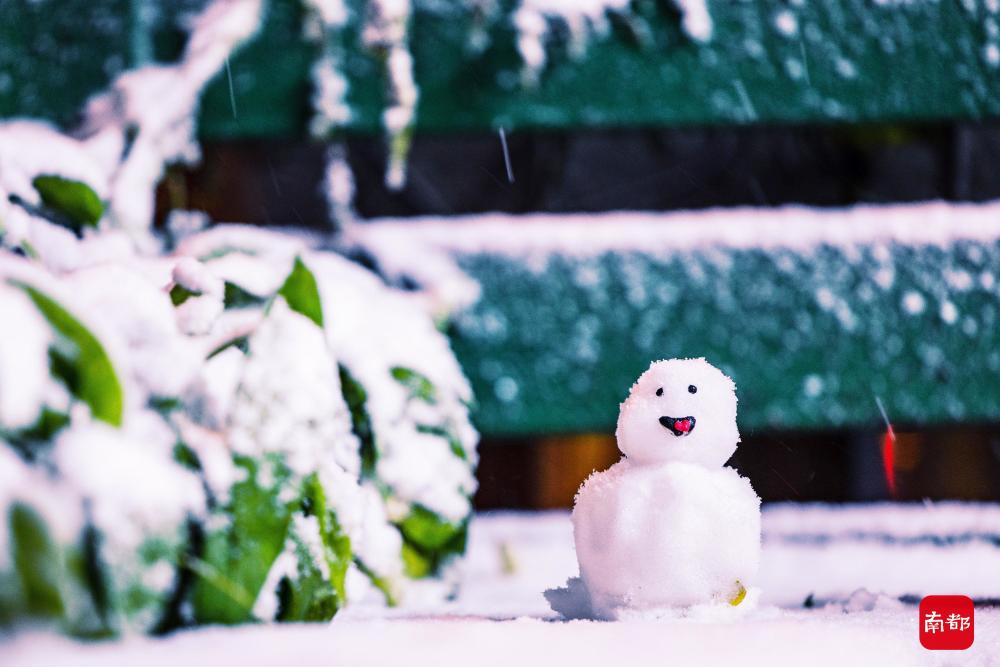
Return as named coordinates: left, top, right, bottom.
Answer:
left=323, top=144, right=356, bottom=230
left=513, top=0, right=713, bottom=80
left=304, top=0, right=352, bottom=137
left=364, top=0, right=418, bottom=190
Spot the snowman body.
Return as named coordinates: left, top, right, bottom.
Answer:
left=572, top=358, right=761, bottom=616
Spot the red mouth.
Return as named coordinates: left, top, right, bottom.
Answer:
left=659, top=416, right=696, bottom=437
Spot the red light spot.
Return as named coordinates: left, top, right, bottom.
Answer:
left=882, top=428, right=896, bottom=498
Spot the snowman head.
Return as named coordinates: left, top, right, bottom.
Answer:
left=615, top=358, right=740, bottom=467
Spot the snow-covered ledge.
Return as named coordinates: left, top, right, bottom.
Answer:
left=348, top=199, right=1000, bottom=312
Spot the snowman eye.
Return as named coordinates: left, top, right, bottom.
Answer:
left=688, top=385, right=697, bottom=394
left=655, top=387, right=663, bottom=396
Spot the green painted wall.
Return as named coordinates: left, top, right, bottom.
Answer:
left=6, top=0, right=1000, bottom=434
left=5, top=0, right=1000, bottom=136
left=448, top=236, right=1000, bottom=435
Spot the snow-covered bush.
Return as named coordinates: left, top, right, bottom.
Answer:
left=0, top=256, right=206, bottom=635
left=0, top=0, right=478, bottom=637
left=0, top=202, right=478, bottom=637
left=172, top=225, right=478, bottom=620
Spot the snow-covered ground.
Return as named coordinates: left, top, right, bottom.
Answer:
left=4, top=507, right=1000, bottom=666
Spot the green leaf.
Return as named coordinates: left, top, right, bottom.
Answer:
left=31, top=407, right=70, bottom=439
left=415, top=423, right=468, bottom=461
left=207, top=334, right=250, bottom=359
left=149, top=396, right=182, bottom=414
left=277, top=257, right=323, bottom=327
left=268, top=475, right=352, bottom=623
left=122, top=581, right=160, bottom=617
left=0, top=570, right=21, bottom=625
left=192, top=456, right=292, bottom=625
left=198, top=246, right=257, bottom=262
left=273, top=538, right=338, bottom=622
left=1, top=407, right=70, bottom=461
left=172, top=442, right=202, bottom=472
left=223, top=282, right=267, bottom=310
left=169, top=284, right=198, bottom=306
left=400, top=541, right=432, bottom=579
left=397, top=505, right=465, bottom=553
left=15, top=283, right=123, bottom=427
left=18, top=239, right=40, bottom=260
left=32, top=175, right=105, bottom=233
left=79, top=523, right=111, bottom=628
left=395, top=505, right=469, bottom=578
left=303, top=474, right=350, bottom=605
left=10, top=503, right=65, bottom=617
left=152, top=519, right=204, bottom=636
left=324, top=514, right=351, bottom=604
left=339, top=364, right=377, bottom=478
left=391, top=366, right=437, bottom=404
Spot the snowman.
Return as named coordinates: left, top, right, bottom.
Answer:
left=571, top=358, right=761, bottom=619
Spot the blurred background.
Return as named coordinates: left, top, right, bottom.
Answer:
left=6, top=0, right=1000, bottom=511
left=177, top=127, right=1000, bottom=509
left=193, top=0, right=1000, bottom=509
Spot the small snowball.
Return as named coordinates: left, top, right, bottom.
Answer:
left=785, top=58, right=805, bottom=80
left=940, top=300, right=959, bottom=324
left=676, top=0, right=713, bottom=42
left=835, top=58, right=857, bottom=79
left=815, top=287, right=837, bottom=311
left=803, top=374, right=824, bottom=398
left=494, top=376, right=520, bottom=402
left=902, top=290, right=926, bottom=315
left=943, top=269, right=973, bottom=292
left=873, top=267, right=895, bottom=289
left=985, top=43, right=1000, bottom=67
left=774, top=10, right=798, bottom=37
